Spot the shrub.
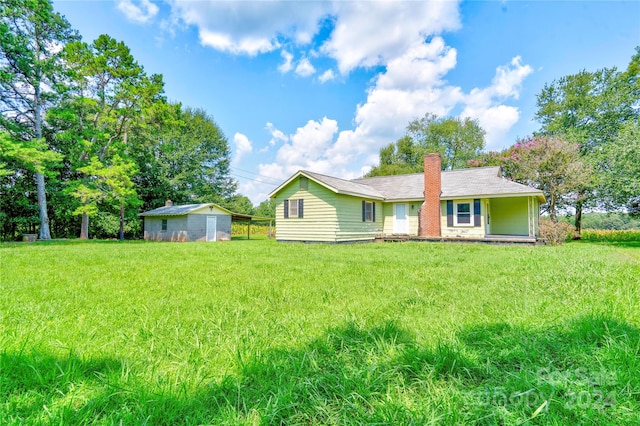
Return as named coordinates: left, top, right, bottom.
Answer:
left=539, top=219, right=574, bottom=245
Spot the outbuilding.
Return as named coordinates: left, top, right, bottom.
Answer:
left=140, top=201, right=237, bottom=242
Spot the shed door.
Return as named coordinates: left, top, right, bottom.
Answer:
left=206, top=216, right=217, bottom=242
left=394, top=204, right=409, bottom=234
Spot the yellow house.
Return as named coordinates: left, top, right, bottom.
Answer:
left=269, top=154, right=545, bottom=243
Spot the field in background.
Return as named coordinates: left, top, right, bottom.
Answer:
left=231, top=222, right=273, bottom=239
left=581, top=229, right=640, bottom=242
left=1, top=239, right=639, bottom=424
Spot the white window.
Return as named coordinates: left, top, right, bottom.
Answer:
left=447, top=199, right=481, bottom=227
left=456, top=202, right=471, bottom=225
left=364, top=201, right=374, bottom=222
left=289, top=199, right=298, bottom=217
left=284, top=199, right=303, bottom=218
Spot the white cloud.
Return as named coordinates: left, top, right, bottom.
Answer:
left=278, top=51, right=294, bottom=73
left=232, top=132, right=253, bottom=166
left=258, top=117, right=340, bottom=180
left=460, top=56, right=533, bottom=148
left=325, top=37, right=464, bottom=167
left=266, top=122, right=289, bottom=146
left=295, top=58, right=316, bottom=77
left=321, top=1, right=460, bottom=74
left=318, top=69, right=335, bottom=83
left=163, top=1, right=461, bottom=72
left=199, top=29, right=276, bottom=55
left=117, top=0, right=159, bottom=24
left=163, top=1, right=532, bottom=196
left=166, top=1, right=328, bottom=55
left=256, top=47, right=532, bottom=184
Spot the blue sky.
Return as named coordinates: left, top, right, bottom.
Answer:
left=53, top=0, right=640, bottom=204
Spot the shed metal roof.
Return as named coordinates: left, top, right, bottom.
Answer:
left=140, top=203, right=274, bottom=221
left=139, top=203, right=220, bottom=216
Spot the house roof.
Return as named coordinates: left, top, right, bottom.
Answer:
left=271, top=166, right=545, bottom=202
left=351, top=173, right=423, bottom=200
left=353, top=167, right=544, bottom=201
left=440, top=167, right=544, bottom=200
left=269, top=170, right=385, bottom=199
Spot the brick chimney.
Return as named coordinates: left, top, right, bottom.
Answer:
left=165, top=200, right=173, bottom=207
left=419, top=154, right=442, bottom=237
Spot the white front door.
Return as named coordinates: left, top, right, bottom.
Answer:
left=206, top=216, right=217, bottom=242
left=394, top=204, right=409, bottom=234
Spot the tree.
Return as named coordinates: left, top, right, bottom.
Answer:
left=49, top=34, right=164, bottom=238
left=474, top=136, right=592, bottom=222
left=598, top=119, right=640, bottom=215
left=223, top=194, right=254, bottom=215
left=0, top=0, right=78, bottom=239
left=0, top=132, right=61, bottom=176
left=131, top=105, right=237, bottom=210
left=254, top=199, right=276, bottom=218
left=535, top=47, right=640, bottom=232
left=367, top=114, right=485, bottom=176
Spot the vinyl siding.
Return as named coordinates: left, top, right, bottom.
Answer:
left=274, top=178, right=338, bottom=241
left=441, top=199, right=486, bottom=238
left=188, top=205, right=232, bottom=216
left=488, top=197, right=530, bottom=236
left=382, top=202, right=420, bottom=235
left=335, top=195, right=383, bottom=242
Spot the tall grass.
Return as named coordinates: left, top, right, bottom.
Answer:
left=1, top=240, right=639, bottom=424
left=581, top=229, right=640, bottom=242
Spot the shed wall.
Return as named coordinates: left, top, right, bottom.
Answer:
left=144, top=214, right=231, bottom=242
left=187, top=214, right=231, bottom=241
left=144, top=216, right=188, bottom=241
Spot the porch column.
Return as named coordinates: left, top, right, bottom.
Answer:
left=528, top=197, right=534, bottom=237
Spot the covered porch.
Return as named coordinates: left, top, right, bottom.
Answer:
left=485, top=195, right=540, bottom=238
left=379, top=234, right=539, bottom=245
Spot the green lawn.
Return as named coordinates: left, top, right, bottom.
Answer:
left=1, top=240, right=639, bottom=425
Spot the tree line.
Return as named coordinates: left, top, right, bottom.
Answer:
left=0, top=0, right=253, bottom=240
left=367, top=48, right=640, bottom=236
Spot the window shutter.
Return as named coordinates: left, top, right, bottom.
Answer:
left=362, top=200, right=366, bottom=222
left=298, top=199, right=304, bottom=218
left=284, top=199, right=289, bottom=218
left=447, top=200, right=453, bottom=227
left=474, top=199, right=481, bottom=227
left=372, top=202, right=376, bottom=222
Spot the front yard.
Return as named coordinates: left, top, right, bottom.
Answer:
left=1, top=239, right=638, bottom=424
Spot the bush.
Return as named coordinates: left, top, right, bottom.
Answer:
left=539, top=219, right=574, bottom=246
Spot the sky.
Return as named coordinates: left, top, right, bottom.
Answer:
left=52, top=0, right=640, bottom=205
